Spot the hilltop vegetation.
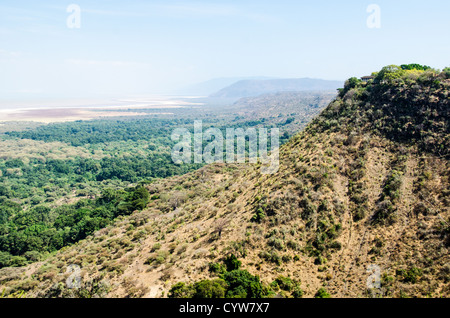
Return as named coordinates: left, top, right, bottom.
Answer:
left=330, top=64, right=449, bottom=156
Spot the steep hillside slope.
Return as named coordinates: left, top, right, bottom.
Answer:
left=1, top=66, right=448, bottom=298
left=224, top=91, right=337, bottom=139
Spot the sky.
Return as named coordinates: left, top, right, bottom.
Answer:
left=0, top=0, right=449, bottom=100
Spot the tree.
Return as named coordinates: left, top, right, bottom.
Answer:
left=169, top=191, right=187, bottom=209
left=224, top=254, right=241, bottom=272
left=444, top=67, right=450, bottom=78
left=168, top=282, right=195, bottom=298
left=346, top=77, right=362, bottom=89
left=400, top=64, right=431, bottom=71
left=212, top=219, right=229, bottom=238
left=338, top=77, right=363, bottom=98
left=314, top=288, right=331, bottom=298
left=193, top=279, right=228, bottom=298
left=222, top=270, right=264, bottom=298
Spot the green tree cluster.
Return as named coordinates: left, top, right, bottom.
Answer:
left=0, top=186, right=149, bottom=268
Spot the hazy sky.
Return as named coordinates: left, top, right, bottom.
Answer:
left=1, top=0, right=449, bottom=99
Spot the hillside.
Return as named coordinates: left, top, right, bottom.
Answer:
left=231, top=91, right=336, bottom=135
left=210, top=78, right=344, bottom=99
left=0, top=65, right=448, bottom=298
left=213, top=91, right=336, bottom=142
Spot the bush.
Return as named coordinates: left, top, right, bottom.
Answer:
left=372, top=200, right=396, bottom=225
left=193, top=279, right=228, bottom=298
left=145, top=250, right=169, bottom=265
left=9, top=256, right=28, bottom=267
left=375, top=65, right=405, bottom=83
left=314, top=256, right=327, bottom=265
left=150, top=243, right=161, bottom=252
left=329, top=241, right=342, bottom=250
left=209, top=262, right=227, bottom=275
left=273, top=276, right=295, bottom=292
left=23, top=251, right=43, bottom=262
left=224, top=254, right=241, bottom=272
left=251, top=208, right=265, bottom=223
left=223, top=270, right=264, bottom=298
left=314, top=287, right=331, bottom=298
left=0, top=251, right=14, bottom=268
left=396, top=267, right=422, bottom=284
left=267, top=238, right=285, bottom=251
left=292, top=288, right=304, bottom=298
left=400, top=64, right=431, bottom=71
left=444, top=67, right=450, bottom=78
left=258, top=250, right=282, bottom=266
left=168, top=282, right=195, bottom=298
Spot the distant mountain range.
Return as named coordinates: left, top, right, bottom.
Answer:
left=209, top=78, right=344, bottom=99
left=175, top=77, right=276, bottom=96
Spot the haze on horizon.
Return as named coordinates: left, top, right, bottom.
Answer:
left=1, top=0, right=449, bottom=101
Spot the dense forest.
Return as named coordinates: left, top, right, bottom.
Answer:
left=0, top=185, right=150, bottom=267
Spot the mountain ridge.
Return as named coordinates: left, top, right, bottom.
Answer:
left=210, top=78, right=344, bottom=99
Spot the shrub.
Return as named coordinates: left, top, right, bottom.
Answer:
left=150, top=243, right=161, bottom=252
left=286, top=240, right=300, bottom=251
left=372, top=200, right=396, bottom=225
left=396, top=267, right=422, bottom=284
left=258, top=250, right=282, bottom=266
left=168, top=282, right=195, bottom=298
left=292, top=288, right=304, bottom=298
left=9, top=256, right=28, bottom=267
left=267, top=238, right=285, bottom=251
left=145, top=250, right=169, bottom=266
left=314, top=288, right=331, bottom=298
left=382, top=170, right=403, bottom=201
left=314, top=256, right=327, bottom=265
left=223, top=269, right=264, bottom=298
left=193, top=279, right=228, bottom=298
left=251, top=208, right=265, bottom=223
left=329, top=241, right=342, bottom=250
left=273, top=276, right=295, bottom=292
left=375, top=65, right=405, bottom=83
left=224, top=254, right=241, bottom=272
left=444, top=67, right=450, bottom=78
left=132, top=230, right=147, bottom=241
left=23, top=251, right=43, bottom=262
left=209, top=262, right=227, bottom=275
left=400, top=64, right=431, bottom=71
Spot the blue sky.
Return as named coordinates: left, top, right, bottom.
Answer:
left=0, top=0, right=449, bottom=99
